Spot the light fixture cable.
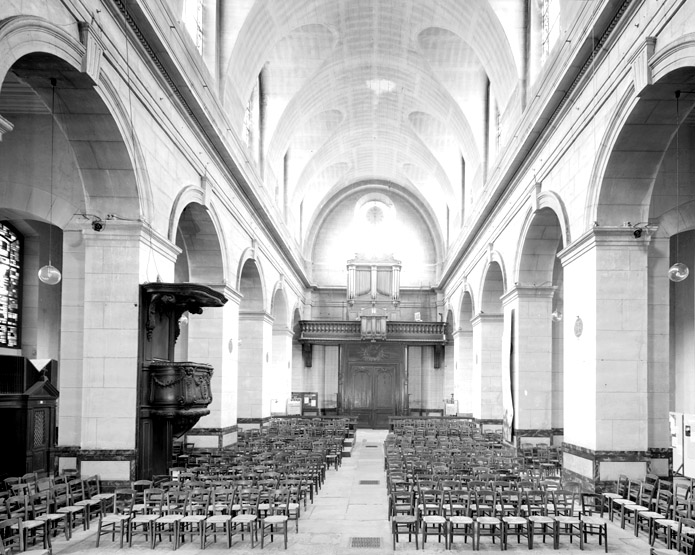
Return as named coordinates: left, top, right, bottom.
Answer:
left=38, top=78, right=62, bottom=285
left=669, top=90, right=689, bottom=282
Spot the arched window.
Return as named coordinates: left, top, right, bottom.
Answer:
left=541, top=0, right=561, bottom=64
left=0, top=222, right=22, bottom=349
left=182, top=0, right=204, bottom=55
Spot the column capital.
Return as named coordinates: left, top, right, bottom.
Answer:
left=470, top=312, right=503, bottom=327
left=558, top=226, right=652, bottom=267
left=239, top=310, right=274, bottom=325
left=0, top=114, right=14, bottom=141
left=501, top=284, right=555, bottom=306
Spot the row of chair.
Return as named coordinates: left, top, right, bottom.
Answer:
left=96, top=485, right=300, bottom=550
left=390, top=487, right=608, bottom=551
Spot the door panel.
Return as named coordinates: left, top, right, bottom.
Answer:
left=352, top=367, right=372, bottom=409
left=348, top=364, right=397, bottom=428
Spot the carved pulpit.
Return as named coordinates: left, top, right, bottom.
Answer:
left=137, top=283, right=227, bottom=479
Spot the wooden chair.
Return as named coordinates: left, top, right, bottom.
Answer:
left=231, top=487, right=260, bottom=548
left=0, top=518, right=24, bottom=555
left=259, top=489, right=290, bottom=549
left=391, top=490, right=419, bottom=550
left=202, top=489, right=235, bottom=549
left=580, top=492, right=608, bottom=553
left=153, top=489, right=189, bottom=550
left=96, top=489, right=135, bottom=548
left=29, top=490, right=70, bottom=545
left=178, top=488, right=209, bottom=549
left=54, top=480, right=87, bottom=532
left=5, top=494, right=49, bottom=550
left=418, top=488, right=448, bottom=549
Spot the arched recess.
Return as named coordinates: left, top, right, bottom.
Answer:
left=270, top=284, right=291, bottom=415
left=593, top=66, right=695, bottom=227
left=172, top=200, right=225, bottom=367
left=237, top=257, right=268, bottom=421
left=0, top=34, right=146, bottom=453
left=443, top=309, right=456, bottom=408
left=171, top=201, right=229, bottom=438
left=514, top=206, right=565, bottom=444
left=290, top=307, right=305, bottom=395
left=457, top=289, right=475, bottom=416
left=0, top=18, right=150, bottom=222
left=474, top=260, right=505, bottom=425
left=591, top=59, right=695, bottom=456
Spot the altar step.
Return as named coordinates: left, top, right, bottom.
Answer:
left=342, top=436, right=355, bottom=458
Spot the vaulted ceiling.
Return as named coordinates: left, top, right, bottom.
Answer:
left=218, top=0, right=526, bottom=254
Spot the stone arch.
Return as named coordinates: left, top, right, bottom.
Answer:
left=236, top=250, right=266, bottom=312
left=173, top=201, right=225, bottom=284
left=480, top=256, right=506, bottom=313
left=0, top=17, right=148, bottom=224
left=512, top=203, right=565, bottom=445
left=237, top=256, right=269, bottom=421
left=456, top=288, right=476, bottom=416
left=592, top=64, right=695, bottom=227
left=515, top=203, right=565, bottom=286
left=270, top=283, right=292, bottom=415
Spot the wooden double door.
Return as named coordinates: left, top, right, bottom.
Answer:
left=348, top=365, right=398, bottom=429
left=341, top=343, right=406, bottom=429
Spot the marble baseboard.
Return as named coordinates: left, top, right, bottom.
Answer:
left=186, top=425, right=238, bottom=435
left=477, top=419, right=503, bottom=434
left=54, top=447, right=136, bottom=485
left=185, top=425, right=238, bottom=449
left=237, top=417, right=272, bottom=425
left=561, top=442, right=673, bottom=492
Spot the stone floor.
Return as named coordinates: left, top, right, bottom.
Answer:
left=44, top=429, right=656, bottom=554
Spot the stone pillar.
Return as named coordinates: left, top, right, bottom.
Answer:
left=501, top=285, right=555, bottom=444
left=187, top=284, right=241, bottom=449
left=559, top=227, right=651, bottom=490
left=471, top=312, right=503, bottom=430
left=453, top=328, right=474, bottom=416
left=271, top=326, right=293, bottom=415
left=648, top=236, right=674, bottom=476
left=237, top=310, right=273, bottom=425
left=57, top=220, right=178, bottom=480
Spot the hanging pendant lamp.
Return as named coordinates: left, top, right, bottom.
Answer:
left=669, top=90, right=689, bottom=282
left=38, top=78, right=62, bottom=285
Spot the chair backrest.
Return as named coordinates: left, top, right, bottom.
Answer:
left=187, top=488, right=209, bottom=515
left=111, top=489, right=136, bottom=516
left=5, top=495, right=30, bottom=520
left=164, top=489, right=189, bottom=515
left=0, top=518, right=23, bottom=554
left=52, top=482, right=70, bottom=509
left=655, top=490, right=673, bottom=518
left=82, top=475, right=100, bottom=498
left=418, top=489, right=445, bottom=514
left=551, top=490, right=576, bottom=515
left=67, top=478, right=85, bottom=503
left=28, top=490, right=51, bottom=518
left=627, top=480, right=642, bottom=502
left=580, top=492, right=603, bottom=515
left=677, top=516, right=695, bottom=554
left=524, top=490, right=549, bottom=515
left=143, top=488, right=165, bottom=513
left=617, top=474, right=630, bottom=497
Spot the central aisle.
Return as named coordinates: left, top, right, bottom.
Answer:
left=298, top=429, right=393, bottom=553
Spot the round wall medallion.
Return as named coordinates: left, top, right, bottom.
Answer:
left=574, top=316, right=583, bottom=337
